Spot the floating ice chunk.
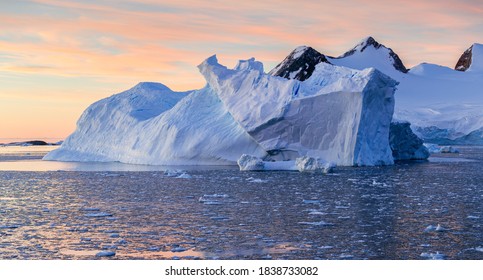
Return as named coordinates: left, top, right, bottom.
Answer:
left=203, top=194, right=229, bottom=198
left=424, top=224, right=446, bottom=232
left=246, top=177, right=268, bottom=183
left=298, top=221, right=333, bottom=226
left=164, top=170, right=183, bottom=177
left=308, top=211, right=326, bottom=215
left=238, top=154, right=336, bottom=172
left=198, top=194, right=228, bottom=205
left=295, top=156, right=335, bottom=173
left=420, top=252, right=446, bottom=260
left=435, top=224, right=446, bottom=231
left=84, top=212, right=113, bottom=217
left=424, top=144, right=460, bottom=154
left=237, top=154, right=265, bottom=171
left=176, top=172, right=192, bottom=179
left=261, top=254, right=272, bottom=260
left=210, top=216, right=229, bottom=221
left=475, top=247, right=483, bottom=252
left=467, top=215, right=480, bottom=219
left=95, top=251, right=116, bottom=257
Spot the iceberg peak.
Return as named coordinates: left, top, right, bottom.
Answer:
left=131, top=82, right=171, bottom=92
left=234, top=58, right=264, bottom=72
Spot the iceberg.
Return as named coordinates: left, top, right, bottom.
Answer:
left=200, top=56, right=397, bottom=166
left=44, top=82, right=266, bottom=165
left=295, top=156, right=335, bottom=173
left=389, top=121, right=429, bottom=160
left=45, top=55, right=398, bottom=167
left=237, top=154, right=334, bottom=173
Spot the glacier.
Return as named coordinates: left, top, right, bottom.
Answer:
left=45, top=55, right=398, bottom=167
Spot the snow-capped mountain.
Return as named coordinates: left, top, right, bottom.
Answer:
left=281, top=37, right=483, bottom=145
left=328, top=36, right=408, bottom=76
left=45, top=56, right=398, bottom=166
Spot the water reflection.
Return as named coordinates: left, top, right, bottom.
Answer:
left=0, top=147, right=482, bottom=259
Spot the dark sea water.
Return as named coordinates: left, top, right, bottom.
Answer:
left=0, top=146, right=482, bottom=260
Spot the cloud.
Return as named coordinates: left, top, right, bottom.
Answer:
left=0, top=0, right=482, bottom=138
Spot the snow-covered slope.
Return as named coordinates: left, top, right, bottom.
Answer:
left=324, top=37, right=483, bottom=145
left=328, top=36, right=408, bottom=78
left=46, top=56, right=398, bottom=166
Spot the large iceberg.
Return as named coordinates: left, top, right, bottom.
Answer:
left=45, top=56, right=398, bottom=166
left=268, top=45, right=428, bottom=161
left=44, top=82, right=266, bottom=165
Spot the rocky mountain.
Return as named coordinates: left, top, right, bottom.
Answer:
left=455, top=45, right=473, bottom=71
left=455, top=43, right=483, bottom=72
left=268, top=46, right=331, bottom=81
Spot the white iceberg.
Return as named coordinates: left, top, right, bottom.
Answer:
left=295, top=156, right=335, bottom=173
left=237, top=154, right=334, bottom=173
left=45, top=55, right=398, bottom=167
left=199, top=56, right=397, bottom=166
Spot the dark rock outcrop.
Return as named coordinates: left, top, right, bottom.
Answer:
left=269, top=46, right=331, bottom=81
left=455, top=45, right=473, bottom=71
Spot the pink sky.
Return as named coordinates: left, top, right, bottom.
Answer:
left=0, top=0, right=482, bottom=139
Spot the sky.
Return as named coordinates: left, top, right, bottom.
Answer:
left=1, top=0, right=482, bottom=140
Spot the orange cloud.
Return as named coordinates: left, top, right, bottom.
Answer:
left=0, top=0, right=482, bottom=138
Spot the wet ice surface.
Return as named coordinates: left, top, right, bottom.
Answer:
left=0, top=147, right=482, bottom=259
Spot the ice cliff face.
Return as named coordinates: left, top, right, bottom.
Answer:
left=199, top=55, right=397, bottom=166
left=45, top=56, right=398, bottom=166
left=269, top=46, right=427, bottom=161
left=389, top=121, right=429, bottom=160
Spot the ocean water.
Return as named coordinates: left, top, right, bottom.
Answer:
left=0, top=146, right=481, bottom=260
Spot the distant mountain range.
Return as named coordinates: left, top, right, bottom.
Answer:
left=269, top=37, right=483, bottom=144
